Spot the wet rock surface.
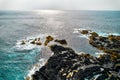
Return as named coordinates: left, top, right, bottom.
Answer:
left=54, top=39, right=67, bottom=45
left=32, top=44, right=120, bottom=80
left=44, top=36, right=54, bottom=46
left=25, top=32, right=120, bottom=80
left=80, top=30, right=89, bottom=34
left=89, top=34, right=120, bottom=54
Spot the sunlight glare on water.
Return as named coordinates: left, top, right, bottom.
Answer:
left=34, top=10, right=65, bottom=15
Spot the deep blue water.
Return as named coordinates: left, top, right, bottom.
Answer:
left=0, top=10, right=120, bottom=80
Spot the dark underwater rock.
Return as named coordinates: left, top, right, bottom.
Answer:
left=32, top=45, right=120, bottom=80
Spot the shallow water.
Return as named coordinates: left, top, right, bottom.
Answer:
left=0, top=10, right=120, bottom=80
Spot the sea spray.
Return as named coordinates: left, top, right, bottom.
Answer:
left=25, top=58, right=47, bottom=80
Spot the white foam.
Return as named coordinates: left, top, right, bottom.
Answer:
left=95, top=52, right=106, bottom=58
left=78, top=34, right=90, bottom=39
left=73, top=28, right=80, bottom=33
left=25, top=58, right=47, bottom=80
left=73, top=28, right=88, bottom=34
left=73, top=28, right=120, bottom=39
left=14, top=44, right=38, bottom=51
left=73, top=28, right=91, bottom=39
left=77, top=52, right=86, bottom=55
left=93, top=74, right=102, bottom=80
left=97, top=32, right=120, bottom=37
left=12, top=34, right=57, bottom=51
left=25, top=34, right=48, bottom=42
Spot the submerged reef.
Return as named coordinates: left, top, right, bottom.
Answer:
left=26, top=31, right=120, bottom=80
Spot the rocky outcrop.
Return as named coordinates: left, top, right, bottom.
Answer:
left=80, top=30, right=89, bottom=34
left=31, top=45, right=120, bottom=80
left=20, top=35, right=68, bottom=46
left=90, top=32, right=99, bottom=37
left=89, top=33, right=120, bottom=55
left=54, top=39, right=67, bottom=45
left=20, top=38, right=42, bottom=45
left=21, top=40, right=26, bottom=45
left=31, top=38, right=42, bottom=45
left=25, top=31, right=120, bottom=80
left=44, top=36, right=54, bottom=46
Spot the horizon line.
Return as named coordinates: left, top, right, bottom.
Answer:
left=0, top=9, right=120, bottom=11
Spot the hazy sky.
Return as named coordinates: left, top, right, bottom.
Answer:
left=0, top=0, right=120, bottom=10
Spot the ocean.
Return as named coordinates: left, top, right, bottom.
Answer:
left=0, top=10, right=120, bottom=80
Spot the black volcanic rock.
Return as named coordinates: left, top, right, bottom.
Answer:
left=54, top=39, right=67, bottom=45
left=32, top=45, right=120, bottom=80
left=89, top=34, right=120, bottom=54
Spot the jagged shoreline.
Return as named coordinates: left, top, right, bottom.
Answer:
left=26, top=31, right=120, bottom=80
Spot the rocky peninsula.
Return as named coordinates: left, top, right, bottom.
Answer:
left=26, top=31, right=120, bottom=80
left=89, top=32, right=120, bottom=54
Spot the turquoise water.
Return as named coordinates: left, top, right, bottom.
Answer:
left=0, top=10, right=120, bottom=80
